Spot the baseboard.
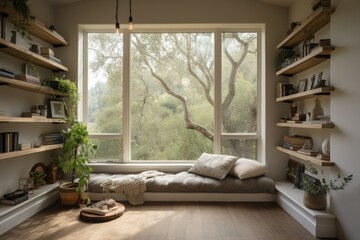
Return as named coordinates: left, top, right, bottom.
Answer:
left=86, top=192, right=276, bottom=202
left=0, top=184, right=59, bottom=235
left=275, top=182, right=336, bottom=238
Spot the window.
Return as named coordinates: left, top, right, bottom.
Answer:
left=82, top=25, right=262, bottom=162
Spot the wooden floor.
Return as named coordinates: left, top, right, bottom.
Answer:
left=1, top=201, right=323, bottom=240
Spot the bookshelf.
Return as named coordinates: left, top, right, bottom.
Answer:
left=0, top=117, right=65, bottom=123
left=276, top=86, right=334, bottom=102
left=276, top=122, right=334, bottom=129
left=0, top=144, right=62, bottom=160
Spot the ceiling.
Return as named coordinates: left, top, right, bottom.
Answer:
left=47, top=0, right=294, bottom=8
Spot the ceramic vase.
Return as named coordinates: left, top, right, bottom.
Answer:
left=322, top=138, right=330, bottom=156
left=311, top=98, right=324, bottom=120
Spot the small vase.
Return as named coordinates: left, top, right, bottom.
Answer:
left=311, top=98, right=324, bottom=120
left=303, top=191, right=327, bottom=210
left=322, top=138, right=330, bottom=156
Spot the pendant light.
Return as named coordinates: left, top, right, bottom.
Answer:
left=128, top=0, right=133, bottom=31
left=115, top=0, right=120, bottom=33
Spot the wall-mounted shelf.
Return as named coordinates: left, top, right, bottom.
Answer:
left=0, top=76, right=65, bottom=96
left=0, top=117, right=65, bottom=123
left=0, top=39, right=68, bottom=72
left=276, top=146, right=335, bottom=166
left=277, top=122, right=334, bottom=129
left=277, top=86, right=334, bottom=102
left=0, top=5, right=68, bottom=47
left=277, top=7, right=335, bottom=49
left=0, top=144, right=62, bottom=160
left=276, top=46, right=335, bottom=76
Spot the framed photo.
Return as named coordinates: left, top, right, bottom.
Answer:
left=309, top=74, right=316, bottom=89
left=24, top=63, right=40, bottom=79
left=49, top=99, right=65, bottom=118
left=19, top=178, right=34, bottom=194
left=296, top=79, right=307, bottom=93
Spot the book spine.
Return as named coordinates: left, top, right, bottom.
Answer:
left=12, top=132, right=19, bottom=152
left=0, top=195, right=29, bottom=205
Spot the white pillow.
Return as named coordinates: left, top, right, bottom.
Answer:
left=229, top=158, right=267, bottom=180
left=188, top=153, right=238, bottom=180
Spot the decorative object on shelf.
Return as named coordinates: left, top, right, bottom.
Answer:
left=58, top=121, right=96, bottom=206
left=19, top=177, right=34, bottom=194
left=296, top=79, right=308, bottom=93
left=286, top=21, right=301, bottom=36
left=29, top=169, right=47, bottom=188
left=311, top=97, right=324, bottom=120
left=49, top=99, right=65, bottom=119
left=291, top=164, right=352, bottom=210
left=10, top=30, right=16, bottom=43
left=24, top=62, right=40, bottom=80
left=290, top=103, right=297, bottom=117
left=46, top=163, right=58, bottom=184
left=29, top=44, right=40, bottom=54
left=275, top=49, right=295, bottom=70
left=322, top=138, right=330, bottom=156
left=1, top=0, right=32, bottom=37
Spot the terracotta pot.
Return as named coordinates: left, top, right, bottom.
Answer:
left=303, top=191, right=327, bottom=210
left=59, top=182, right=79, bottom=206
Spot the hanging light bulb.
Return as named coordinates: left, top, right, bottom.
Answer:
left=115, top=0, right=120, bottom=33
left=128, top=0, right=133, bottom=31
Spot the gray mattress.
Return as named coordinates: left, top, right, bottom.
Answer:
left=87, top=172, right=275, bottom=194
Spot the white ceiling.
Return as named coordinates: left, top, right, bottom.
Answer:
left=47, top=0, right=294, bottom=8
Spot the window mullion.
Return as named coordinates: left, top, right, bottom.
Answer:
left=123, top=30, right=131, bottom=162
left=214, top=30, right=222, bottom=154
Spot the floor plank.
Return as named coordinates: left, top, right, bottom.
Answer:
left=0, top=201, right=324, bottom=240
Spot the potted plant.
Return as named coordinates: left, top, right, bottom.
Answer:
left=290, top=164, right=353, bottom=210
left=29, top=170, right=47, bottom=188
left=58, top=121, right=96, bottom=206
left=1, top=0, right=32, bottom=37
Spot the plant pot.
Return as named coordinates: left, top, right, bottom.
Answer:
left=303, top=191, right=327, bottom=210
left=59, top=182, right=80, bottom=206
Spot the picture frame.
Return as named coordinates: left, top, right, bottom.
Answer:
left=24, top=63, right=40, bottom=79
left=19, top=178, right=34, bottom=194
left=49, top=99, right=65, bottom=118
left=310, top=74, right=316, bottom=90
left=296, top=79, right=307, bottom=93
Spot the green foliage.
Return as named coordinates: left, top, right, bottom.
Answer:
left=29, top=170, right=46, bottom=187
left=289, top=164, right=353, bottom=195
left=1, top=0, right=31, bottom=37
left=59, top=121, right=97, bottom=195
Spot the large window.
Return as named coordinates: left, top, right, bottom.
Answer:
left=82, top=25, right=262, bottom=162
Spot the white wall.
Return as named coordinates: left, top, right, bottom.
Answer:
left=52, top=0, right=289, bottom=180
left=289, top=0, right=360, bottom=239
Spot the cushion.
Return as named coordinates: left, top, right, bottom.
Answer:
left=188, top=153, right=238, bottom=180
left=229, top=158, right=267, bottom=180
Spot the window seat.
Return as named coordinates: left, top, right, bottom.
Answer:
left=85, top=171, right=276, bottom=202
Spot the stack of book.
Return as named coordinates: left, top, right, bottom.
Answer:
left=319, top=39, right=331, bottom=47
left=18, top=143, right=32, bottom=151
left=0, top=189, right=29, bottom=205
left=40, top=47, right=62, bottom=64
left=0, top=132, right=19, bottom=153
left=291, top=113, right=306, bottom=121
left=15, top=74, right=41, bottom=85
left=22, top=112, right=46, bottom=118
left=312, top=0, right=331, bottom=10
left=41, top=132, right=63, bottom=145
left=282, top=135, right=311, bottom=151
left=0, top=68, right=15, bottom=79
left=278, top=83, right=293, bottom=97
left=297, top=148, right=319, bottom=156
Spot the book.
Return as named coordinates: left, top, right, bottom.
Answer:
left=18, top=143, right=32, bottom=150
left=282, top=142, right=303, bottom=151
left=80, top=199, right=119, bottom=215
left=41, top=54, right=62, bottom=64
left=297, top=149, right=318, bottom=156
left=316, top=154, right=330, bottom=160
left=283, top=135, right=311, bottom=145
left=0, top=194, right=28, bottom=205
left=40, top=47, right=55, bottom=56
left=3, top=189, right=28, bottom=200
left=278, top=83, right=293, bottom=97
left=0, top=70, right=15, bottom=79
left=15, top=74, right=41, bottom=83
left=22, top=112, right=46, bottom=118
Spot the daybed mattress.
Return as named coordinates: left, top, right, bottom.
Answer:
left=87, top=171, right=275, bottom=194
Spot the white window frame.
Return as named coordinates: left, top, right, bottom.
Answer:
left=79, top=24, right=265, bottom=165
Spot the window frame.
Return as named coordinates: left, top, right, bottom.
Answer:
left=80, top=24, right=264, bottom=164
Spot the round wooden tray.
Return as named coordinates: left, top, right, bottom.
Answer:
left=80, top=202, right=125, bottom=222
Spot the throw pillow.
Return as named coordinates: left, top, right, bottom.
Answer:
left=229, top=158, right=267, bottom=180
left=188, top=153, right=238, bottom=180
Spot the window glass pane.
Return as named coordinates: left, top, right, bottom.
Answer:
left=222, top=139, right=257, bottom=159
left=90, top=138, right=123, bottom=161
left=87, top=33, right=123, bottom=134
left=221, top=32, right=258, bottom=134
left=130, top=33, right=214, bottom=160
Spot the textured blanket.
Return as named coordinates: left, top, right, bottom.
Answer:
left=107, top=170, right=165, bottom=205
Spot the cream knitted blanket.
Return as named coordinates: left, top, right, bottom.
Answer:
left=107, top=170, right=165, bottom=205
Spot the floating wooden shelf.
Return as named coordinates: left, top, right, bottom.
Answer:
left=276, top=46, right=335, bottom=76
left=0, top=76, right=65, bottom=96
left=0, top=39, right=68, bottom=72
left=0, top=144, right=62, bottom=160
left=276, top=146, right=335, bottom=166
left=0, top=5, right=68, bottom=47
left=277, top=122, right=334, bottom=129
left=0, top=116, right=65, bottom=123
left=277, top=86, right=334, bottom=102
left=277, top=7, right=335, bottom=49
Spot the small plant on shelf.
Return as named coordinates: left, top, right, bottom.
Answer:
left=1, top=0, right=32, bottom=37
left=29, top=170, right=47, bottom=188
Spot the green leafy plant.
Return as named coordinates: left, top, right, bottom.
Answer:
left=289, top=164, right=353, bottom=195
left=42, top=77, right=79, bottom=125
left=59, top=121, right=96, bottom=195
left=29, top=170, right=47, bottom=188
left=1, top=0, right=32, bottom=37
